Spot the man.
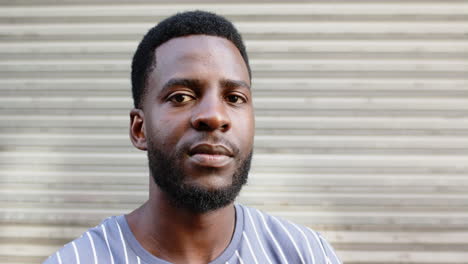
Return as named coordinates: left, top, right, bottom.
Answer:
left=44, top=11, right=341, bottom=264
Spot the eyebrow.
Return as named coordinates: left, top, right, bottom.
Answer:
left=160, top=78, right=203, bottom=95
left=220, top=79, right=251, bottom=90
left=160, top=78, right=251, bottom=95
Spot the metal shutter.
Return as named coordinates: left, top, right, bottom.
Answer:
left=1, top=1, right=467, bottom=263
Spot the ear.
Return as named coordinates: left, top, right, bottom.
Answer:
left=129, top=108, right=147, bottom=151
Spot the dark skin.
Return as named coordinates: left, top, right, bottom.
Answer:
left=127, top=35, right=254, bottom=264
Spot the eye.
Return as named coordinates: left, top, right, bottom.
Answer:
left=169, top=93, right=194, bottom=104
left=226, top=94, right=246, bottom=104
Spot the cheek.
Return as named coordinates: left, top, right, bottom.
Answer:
left=158, top=119, right=179, bottom=145
left=153, top=112, right=191, bottom=148
left=232, top=114, right=255, bottom=147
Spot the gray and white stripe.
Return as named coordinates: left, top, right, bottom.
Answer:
left=115, top=220, right=129, bottom=264
left=86, top=231, right=98, bottom=264
left=307, top=228, right=330, bottom=262
left=235, top=250, right=244, bottom=264
left=319, top=233, right=342, bottom=264
left=101, top=224, right=115, bottom=264
left=56, top=251, right=62, bottom=264
left=44, top=205, right=341, bottom=264
left=256, top=209, right=289, bottom=264
left=242, top=231, right=259, bottom=264
left=71, top=241, right=80, bottom=264
left=290, top=222, right=316, bottom=264
left=245, top=208, right=273, bottom=264
left=273, top=217, right=306, bottom=264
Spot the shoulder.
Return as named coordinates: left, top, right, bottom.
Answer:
left=42, top=216, right=123, bottom=264
left=238, top=204, right=342, bottom=264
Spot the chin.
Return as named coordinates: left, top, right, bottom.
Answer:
left=184, top=167, right=237, bottom=188
left=164, top=179, right=244, bottom=214
left=148, top=144, right=252, bottom=213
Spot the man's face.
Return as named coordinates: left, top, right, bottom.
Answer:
left=140, top=35, right=254, bottom=212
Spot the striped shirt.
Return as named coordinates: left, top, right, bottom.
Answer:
left=43, top=204, right=341, bottom=264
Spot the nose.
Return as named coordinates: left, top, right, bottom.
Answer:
left=191, top=94, right=231, bottom=132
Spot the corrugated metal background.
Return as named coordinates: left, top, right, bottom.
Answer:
left=1, top=1, right=468, bottom=263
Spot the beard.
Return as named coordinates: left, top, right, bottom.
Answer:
left=147, top=136, right=252, bottom=214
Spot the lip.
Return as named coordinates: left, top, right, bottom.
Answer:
left=188, top=143, right=234, bottom=168
left=189, top=143, right=234, bottom=157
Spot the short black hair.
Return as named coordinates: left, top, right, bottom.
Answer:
left=131, top=10, right=251, bottom=109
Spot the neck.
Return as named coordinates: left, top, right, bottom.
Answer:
left=125, top=183, right=236, bottom=264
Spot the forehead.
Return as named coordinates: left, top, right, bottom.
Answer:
left=148, top=35, right=250, bottom=92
